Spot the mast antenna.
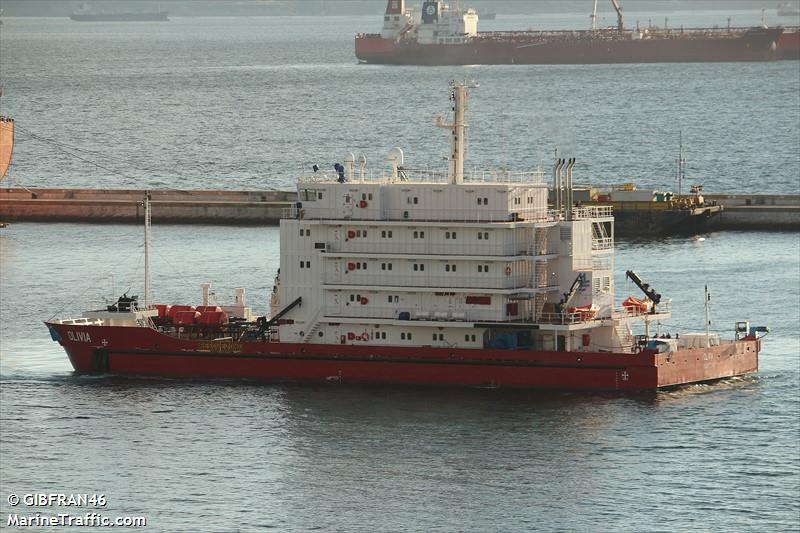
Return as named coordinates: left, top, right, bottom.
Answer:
left=676, top=131, right=686, bottom=198
left=704, top=285, right=711, bottom=347
left=435, top=80, right=478, bottom=185
left=143, top=193, right=152, bottom=309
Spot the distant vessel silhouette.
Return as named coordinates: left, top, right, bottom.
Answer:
left=69, top=3, right=168, bottom=22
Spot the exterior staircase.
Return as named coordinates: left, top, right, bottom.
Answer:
left=615, top=322, right=634, bottom=352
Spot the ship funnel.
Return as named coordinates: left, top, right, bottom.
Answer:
left=384, top=0, right=405, bottom=15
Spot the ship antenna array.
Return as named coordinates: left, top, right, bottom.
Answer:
left=436, top=80, right=478, bottom=185
left=143, top=193, right=152, bottom=309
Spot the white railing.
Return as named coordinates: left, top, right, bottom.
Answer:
left=538, top=311, right=598, bottom=325
left=323, top=306, right=508, bottom=322
left=298, top=167, right=546, bottom=185
left=322, top=273, right=559, bottom=290
left=324, top=241, right=558, bottom=257
left=285, top=206, right=555, bottom=223
left=573, top=205, right=613, bottom=219
left=592, top=237, right=614, bottom=251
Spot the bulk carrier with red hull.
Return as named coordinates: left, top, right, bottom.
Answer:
left=355, top=0, right=783, bottom=65
left=46, top=83, right=767, bottom=391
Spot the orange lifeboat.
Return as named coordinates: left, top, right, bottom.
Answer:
left=623, top=296, right=652, bottom=314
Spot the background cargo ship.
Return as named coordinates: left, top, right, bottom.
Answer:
left=356, top=0, right=783, bottom=65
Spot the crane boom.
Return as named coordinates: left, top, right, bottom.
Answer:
left=625, top=270, right=661, bottom=312
left=610, top=0, right=624, bottom=32
left=556, top=275, right=585, bottom=313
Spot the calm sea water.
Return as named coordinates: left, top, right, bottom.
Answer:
left=0, top=14, right=798, bottom=193
left=1, top=11, right=799, bottom=533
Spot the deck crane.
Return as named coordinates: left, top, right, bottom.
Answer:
left=625, top=270, right=661, bottom=314
left=556, top=274, right=586, bottom=314
left=610, top=0, right=624, bottom=32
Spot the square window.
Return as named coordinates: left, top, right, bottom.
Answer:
left=432, top=334, right=437, bottom=341
left=452, top=232, right=456, bottom=239
left=388, top=231, right=392, bottom=238
left=363, top=230, right=368, bottom=237
left=408, top=333, right=412, bottom=340
left=476, top=198, right=481, bottom=206
left=368, top=193, right=373, bottom=200
left=420, top=231, right=425, bottom=238
left=445, top=232, right=450, bottom=239
left=478, top=233, right=483, bottom=240
left=318, top=192, right=323, bottom=200
left=388, top=295, right=392, bottom=303
left=484, top=232, right=489, bottom=240
left=445, top=265, right=450, bottom=272
left=362, top=262, right=367, bottom=269
left=381, top=230, right=386, bottom=238
left=362, top=193, right=366, bottom=200
left=413, top=197, right=418, bottom=204
left=299, top=229, right=304, bottom=236
left=413, top=264, right=418, bottom=271
left=452, top=265, right=457, bottom=272
left=465, top=334, right=470, bottom=341
left=388, top=264, right=393, bottom=271
left=413, top=231, right=418, bottom=238
left=401, top=333, right=405, bottom=340
left=420, top=264, right=425, bottom=271
left=483, top=198, right=488, bottom=205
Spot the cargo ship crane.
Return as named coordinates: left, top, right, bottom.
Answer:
left=625, top=270, right=661, bottom=313
left=610, top=0, right=624, bottom=32
left=556, top=274, right=585, bottom=314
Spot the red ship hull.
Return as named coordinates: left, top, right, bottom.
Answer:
left=46, top=322, right=760, bottom=391
left=778, top=29, right=800, bottom=59
left=355, top=28, right=782, bottom=65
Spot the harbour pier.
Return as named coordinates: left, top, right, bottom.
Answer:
left=1, top=188, right=798, bottom=231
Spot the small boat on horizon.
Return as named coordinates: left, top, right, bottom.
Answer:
left=69, top=2, right=168, bottom=22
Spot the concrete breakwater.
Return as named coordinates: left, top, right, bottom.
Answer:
left=0, top=188, right=294, bottom=225
left=1, top=188, right=798, bottom=230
